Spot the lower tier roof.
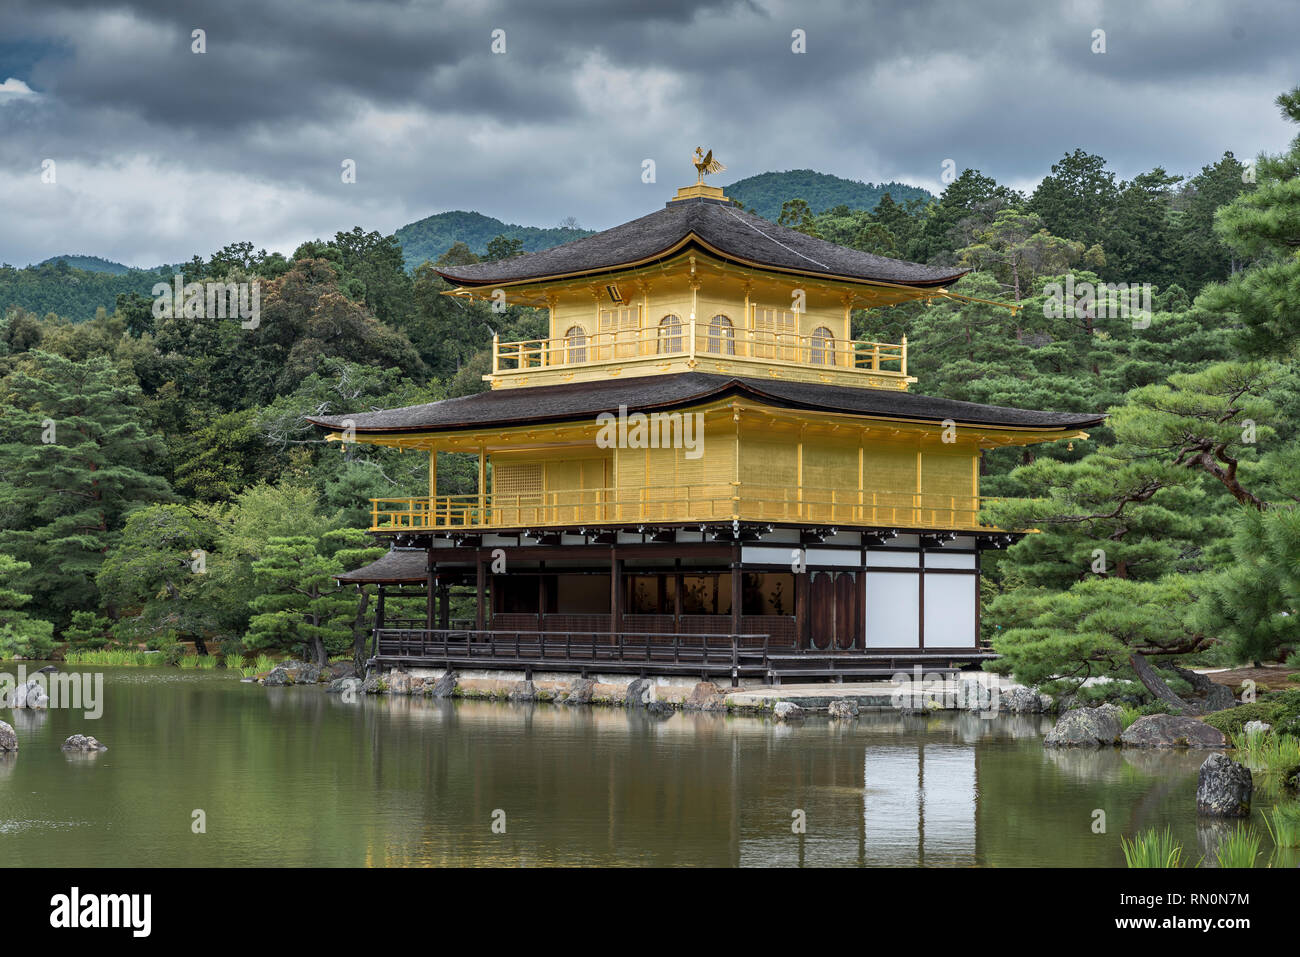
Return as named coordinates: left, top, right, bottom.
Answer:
left=307, top=372, right=1104, bottom=435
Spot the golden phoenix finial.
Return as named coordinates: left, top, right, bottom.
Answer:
left=693, top=147, right=725, bottom=185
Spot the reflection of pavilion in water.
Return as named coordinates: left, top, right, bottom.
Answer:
left=864, top=744, right=976, bottom=866
left=736, top=724, right=978, bottom=867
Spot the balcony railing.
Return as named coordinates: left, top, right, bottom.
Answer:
left=370, top=484, right=985, bottom=532
left=490, top=326, right=907, bottom=377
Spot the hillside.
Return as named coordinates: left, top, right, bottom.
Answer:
left=395, top=211, right=592, bottom=270
left=0, top=259, right=169, bottom=321
left=723, top=170, right=933, bottom=221
left=37, top=254, right=135, bottom=274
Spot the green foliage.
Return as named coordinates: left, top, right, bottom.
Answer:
left=723, top=169, right=932, bottom=223
left=1214, top=824, right=1263, bottom=868
left=1198, top=89, right=1300, bottom=353
left=986, top=577, right=1206, bottom=696
left=246, top=529, right=380, bottom=666
left=63, top=610, right=114, bottom=650
left=0, top=553, right=54, bottom=658
left=1203, top=702, right=1282, bottom=735
left=1121, top=827, right=1183, bottom=868
left=0, top=352, right=173, bottom=623
left=394, top=210, right=591, bottom=271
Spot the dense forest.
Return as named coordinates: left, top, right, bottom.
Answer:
left=1, top=87, right=1298, bottom=703
left=724, top=169, right=933, bottom=221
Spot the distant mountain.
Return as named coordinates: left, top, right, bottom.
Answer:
left=1, top=259, right=169, bottom=322
left=723, top=170, right=934, bottom=222
left=37, top=254, right=136, bottom=275
left=395, top=211, right=593, bottom=271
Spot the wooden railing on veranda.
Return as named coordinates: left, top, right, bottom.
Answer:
left=370, top=485, right=987, bottom=532
left=491, top=325, right=907, bottom=377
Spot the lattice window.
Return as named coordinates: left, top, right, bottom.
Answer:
left=755, top=307, right=796, bottom=360
left=707, top=314, right=735, bottom=355
left=658, top=314, right=683, bottom=354
left=810, top=326, right=835, bottom=365
left=564, top=325, right=587, bottom=364
left=598, top=305, right=641, bottom=358
left=494, top=462, right=543, bottom=502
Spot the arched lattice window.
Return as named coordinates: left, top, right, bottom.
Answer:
left=658, top=315, right=683, bottom=354
left=565, top=325, right=588, bottom=364
left=810, top=326, right=835, bottom=365
left=707, top=314, right=735, bottom=355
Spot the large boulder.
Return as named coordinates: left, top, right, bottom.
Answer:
left=1001, top=686, right=1051, bottom=713
left=0, top=721, right=16, bottom=752
left=61, top=734, right=107, bottom=752
left=325, top=677, right=362, bottom=697
left=1043, top=705, right=1122, bottom=748
left=429, top=671, right=457, bottom=698
left=1197, top=753, right=1253, bottom=817
left=385, top=671, right=412, bottom=695
left=561, top=678, right=595, bottom=705
left=773, top=701, right=804, bottom=721
left=1121, top=714, right=1227, bottom=749
left=625, top=678, right=653, bottom=709
left=507, top=680, right=536, bottom=702
left=681, top=682, right=727, bottom=712
left=326, top=660, right=359, bottom=681
left=827, top=699, right=859, bottom=720
left=262, top=667, right=290, bottom=687
left=9, top=678, right=49, bottom=710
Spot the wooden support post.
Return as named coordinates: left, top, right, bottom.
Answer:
left=438, top=582, right=449, bottom=630
left=730, top=547, right=742, bottom=675
left=475, top=551, right=486, bottom=631
left=425, top=549, right=436, bottom=631
left=477, top=446, right=487, bottom=522
left=610, top=548, right=623, bottom=640
left=428, top=448, right=437, bottom=525
left=373, top=583, right=385, bottom=658
left=537, top=560, right=546, bottom=633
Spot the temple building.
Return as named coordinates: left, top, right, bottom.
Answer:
left=312, top=155, right=1102, bottom=684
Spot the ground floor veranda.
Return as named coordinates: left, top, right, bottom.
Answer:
left=339, top=523, right=1009, bottom=685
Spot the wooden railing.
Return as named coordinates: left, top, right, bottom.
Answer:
left=491, top=325, right=907, bottom=377
left=370, top=485, right=986, bottom=531
left=373, top=628, right=774, bottom=678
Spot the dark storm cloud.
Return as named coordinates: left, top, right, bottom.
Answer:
left=0, top=0, right=1296, bottom=267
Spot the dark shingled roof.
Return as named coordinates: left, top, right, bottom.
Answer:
left=335, top=548, right=427, bottom=583
left=307, top=372, right=1104, bottom=434
left=436, top=196, right=967, bottom=288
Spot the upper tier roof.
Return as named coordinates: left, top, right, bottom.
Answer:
left=435, top=196, right=967, bottom=288
left=307, top=372, right=1104, bottom=435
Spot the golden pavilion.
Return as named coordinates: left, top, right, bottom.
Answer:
left=311, top=156, right=1100, bottom=683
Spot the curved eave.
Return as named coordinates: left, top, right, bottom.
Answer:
left=435, top=233, right=967, bottom=292
left=305, top=380, right=1104, bottom=441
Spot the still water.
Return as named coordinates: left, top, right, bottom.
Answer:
left=0, top=665, right=1274, bottom=867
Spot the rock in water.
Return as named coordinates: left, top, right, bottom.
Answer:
left=561, top=677, right=595, bottom=705
left=625, top=678, right=653, bottom=709
left=1197, top=753, right=1252, bottom=817
left=61, top=734, right=107, bottom=752
left=0, top=721, right=16, bottom=751
left=430, top=670, right=458, bottom=698
left=682, top=682, right=726, bottom=712
left=1121, top=714, right=1226, bottom=748
left=1001, top=686, right=1051, bottom=713
left=773, top=701, right=804, bottom=721
left=827, top=699, right=859, bottom=720
left=1043, top=706, right=1122, bottom=747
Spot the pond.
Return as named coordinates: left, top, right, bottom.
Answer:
left=0, top=665, right=1284, bottom=867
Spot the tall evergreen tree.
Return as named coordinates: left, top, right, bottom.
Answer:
left=0, top=352, right=173, bottom=622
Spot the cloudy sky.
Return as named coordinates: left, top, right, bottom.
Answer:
left=0, top=0, right=1296, bottom=268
